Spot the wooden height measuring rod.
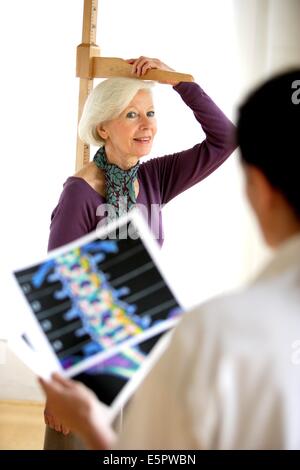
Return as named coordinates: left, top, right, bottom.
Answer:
left=76, top=0, right=99, bottom=171
left=76, top=0, right=194, bottom=171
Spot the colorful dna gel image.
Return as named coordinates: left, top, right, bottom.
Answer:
left=31, top=241, right=154, bottom=368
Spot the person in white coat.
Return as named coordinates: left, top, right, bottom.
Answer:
left=39, top=69, right=300, bottom=449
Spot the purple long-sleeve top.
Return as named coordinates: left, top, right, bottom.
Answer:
left=48, top=82, right=236, bottom=251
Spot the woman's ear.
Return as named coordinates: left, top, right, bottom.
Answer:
left=96, top=124, right=108, bottom=140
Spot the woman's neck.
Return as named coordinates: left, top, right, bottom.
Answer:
left=105, top=146, right=139, bottom=171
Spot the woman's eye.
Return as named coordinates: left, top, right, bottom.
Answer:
left=147, top=110, right=155, bottom=118
left=126, top=111, right=137, bottom=119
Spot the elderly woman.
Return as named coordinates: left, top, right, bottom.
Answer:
left=44, top=56, right=236, bottom=448
left=48, top=57, right=235, bottom=249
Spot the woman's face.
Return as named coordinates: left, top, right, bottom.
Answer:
left=97, top=90, right=157, bottom=160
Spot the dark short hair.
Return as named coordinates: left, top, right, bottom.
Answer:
left=237, top=69, right=300, bottom=218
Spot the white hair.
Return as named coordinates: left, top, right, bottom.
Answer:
left=78, top=77, right=155, bottom=147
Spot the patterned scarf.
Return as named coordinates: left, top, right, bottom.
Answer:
left=93, top=146, right=139, bottom=219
